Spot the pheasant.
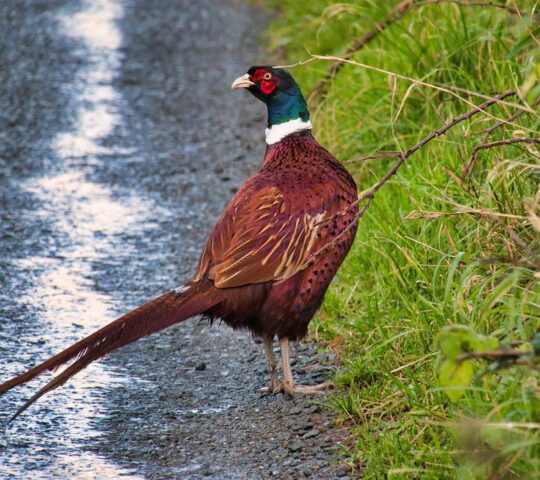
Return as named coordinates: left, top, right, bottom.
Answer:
left=0, top=66, right=358, bottom=423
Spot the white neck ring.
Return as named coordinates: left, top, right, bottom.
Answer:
left=265, top=118, right=312, bottom=145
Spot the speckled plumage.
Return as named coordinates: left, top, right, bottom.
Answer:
left=198, top=131, right=358, bottom=339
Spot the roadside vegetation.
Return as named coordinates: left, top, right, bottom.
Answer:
left=264, top=1, right=539, bottom=477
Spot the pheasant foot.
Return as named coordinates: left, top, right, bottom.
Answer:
left=278, top=380, right=333, bottom=395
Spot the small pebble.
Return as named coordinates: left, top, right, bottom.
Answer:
left=302, top=429, right=320, bottom=439
left=288, top=442, right=303, bottom=452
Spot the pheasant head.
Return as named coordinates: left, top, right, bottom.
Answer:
left=231, top=66, right=311, bottom=144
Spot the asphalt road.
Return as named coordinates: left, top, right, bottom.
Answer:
left=0, top=1, right=350, bottom=478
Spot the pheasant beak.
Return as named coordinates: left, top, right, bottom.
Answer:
left=231, top=73, right=254, bottom=90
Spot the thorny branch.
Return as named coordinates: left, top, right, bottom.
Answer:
left=345, top=151, right=401, bottom=164
left=309, top=0, right=536, bottom=101
left=300, top=90, right=517, bottom=270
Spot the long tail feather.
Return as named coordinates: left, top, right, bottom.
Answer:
left=1, top=285, right=219, bottom=422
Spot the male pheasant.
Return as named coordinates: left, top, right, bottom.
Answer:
left=0, top=66, right=358, bottom=422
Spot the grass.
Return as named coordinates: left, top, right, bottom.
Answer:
left=263, top=1, right=540, bottom=478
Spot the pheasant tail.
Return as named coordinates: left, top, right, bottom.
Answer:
left=1, top=285, right=218, bottom=423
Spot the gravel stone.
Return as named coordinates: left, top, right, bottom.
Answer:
left=289, top=442, right=303, bottom=453
left=303, top=429, right=320, bottom=439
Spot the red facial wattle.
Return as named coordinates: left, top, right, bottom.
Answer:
left=260, top=80, right=276, bottom=95
left=251, top=68, right=277, bottom=96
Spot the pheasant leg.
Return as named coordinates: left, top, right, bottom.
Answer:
left=260, top=335, right=280, bottom=393
left=278, top=338, right=333, bottom=395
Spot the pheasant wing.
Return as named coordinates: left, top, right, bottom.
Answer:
left=195, top=185, right=331, bottom=288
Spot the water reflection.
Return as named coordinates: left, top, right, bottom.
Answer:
left=20, top=171, right=150, bottom=329
left=2, top=0, right=148, bottom=478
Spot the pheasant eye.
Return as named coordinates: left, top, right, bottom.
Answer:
left=263, top=72, right=272, bottom=80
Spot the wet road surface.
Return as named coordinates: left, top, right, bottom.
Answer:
left=0, top=1, right=350, bottom=478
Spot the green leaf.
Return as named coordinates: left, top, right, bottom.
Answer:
left=437, top=325, right=498, bottom=360
left=436, top=325, right=498, bottom=402
left=437, top=325, right=478, bottom=360
left=439, top=358, right=474, bottom=402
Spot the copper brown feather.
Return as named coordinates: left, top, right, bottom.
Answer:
left=1, top=66, right=358, bottom=421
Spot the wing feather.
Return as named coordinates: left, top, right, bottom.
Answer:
left=194, top=183, right=341, bottom=288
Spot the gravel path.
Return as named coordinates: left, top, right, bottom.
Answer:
left=0, top=1, right=351, bottom=478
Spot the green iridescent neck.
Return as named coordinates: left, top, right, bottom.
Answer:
left=266, top=86, right=310, bottom=127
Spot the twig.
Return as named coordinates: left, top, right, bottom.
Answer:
left=458, top=349, right=532, bottom=362
left=308, top=0, right=413, bottom=101
left=442, top=197, right=537, bottom=258
left=362, top=91, right=516, bottom=202
left=480, top=255, right=539, bottom=270
left=345, top=151, right=401, bottom=164
left=406, top=207, right=527, bottom=221
left=282, top=55, right=533, bottom=120
left=406, top=198, right=540, bottom=268
left=416, top=0, right=529, bottom=16
left=471, top=97, right=540, bottom=138
left=310, top=55, right=532, bottom=117
left=443, top=167, right=477, bottom=197
left=309, top=0, right=536, bottom=101
left=457, top=349, right=540, bottom=381
left=459, top=348, right=540, bottom=375
left=461, top=137, right=540, bottom=181
left=299, top=91, right=516, bottom=270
